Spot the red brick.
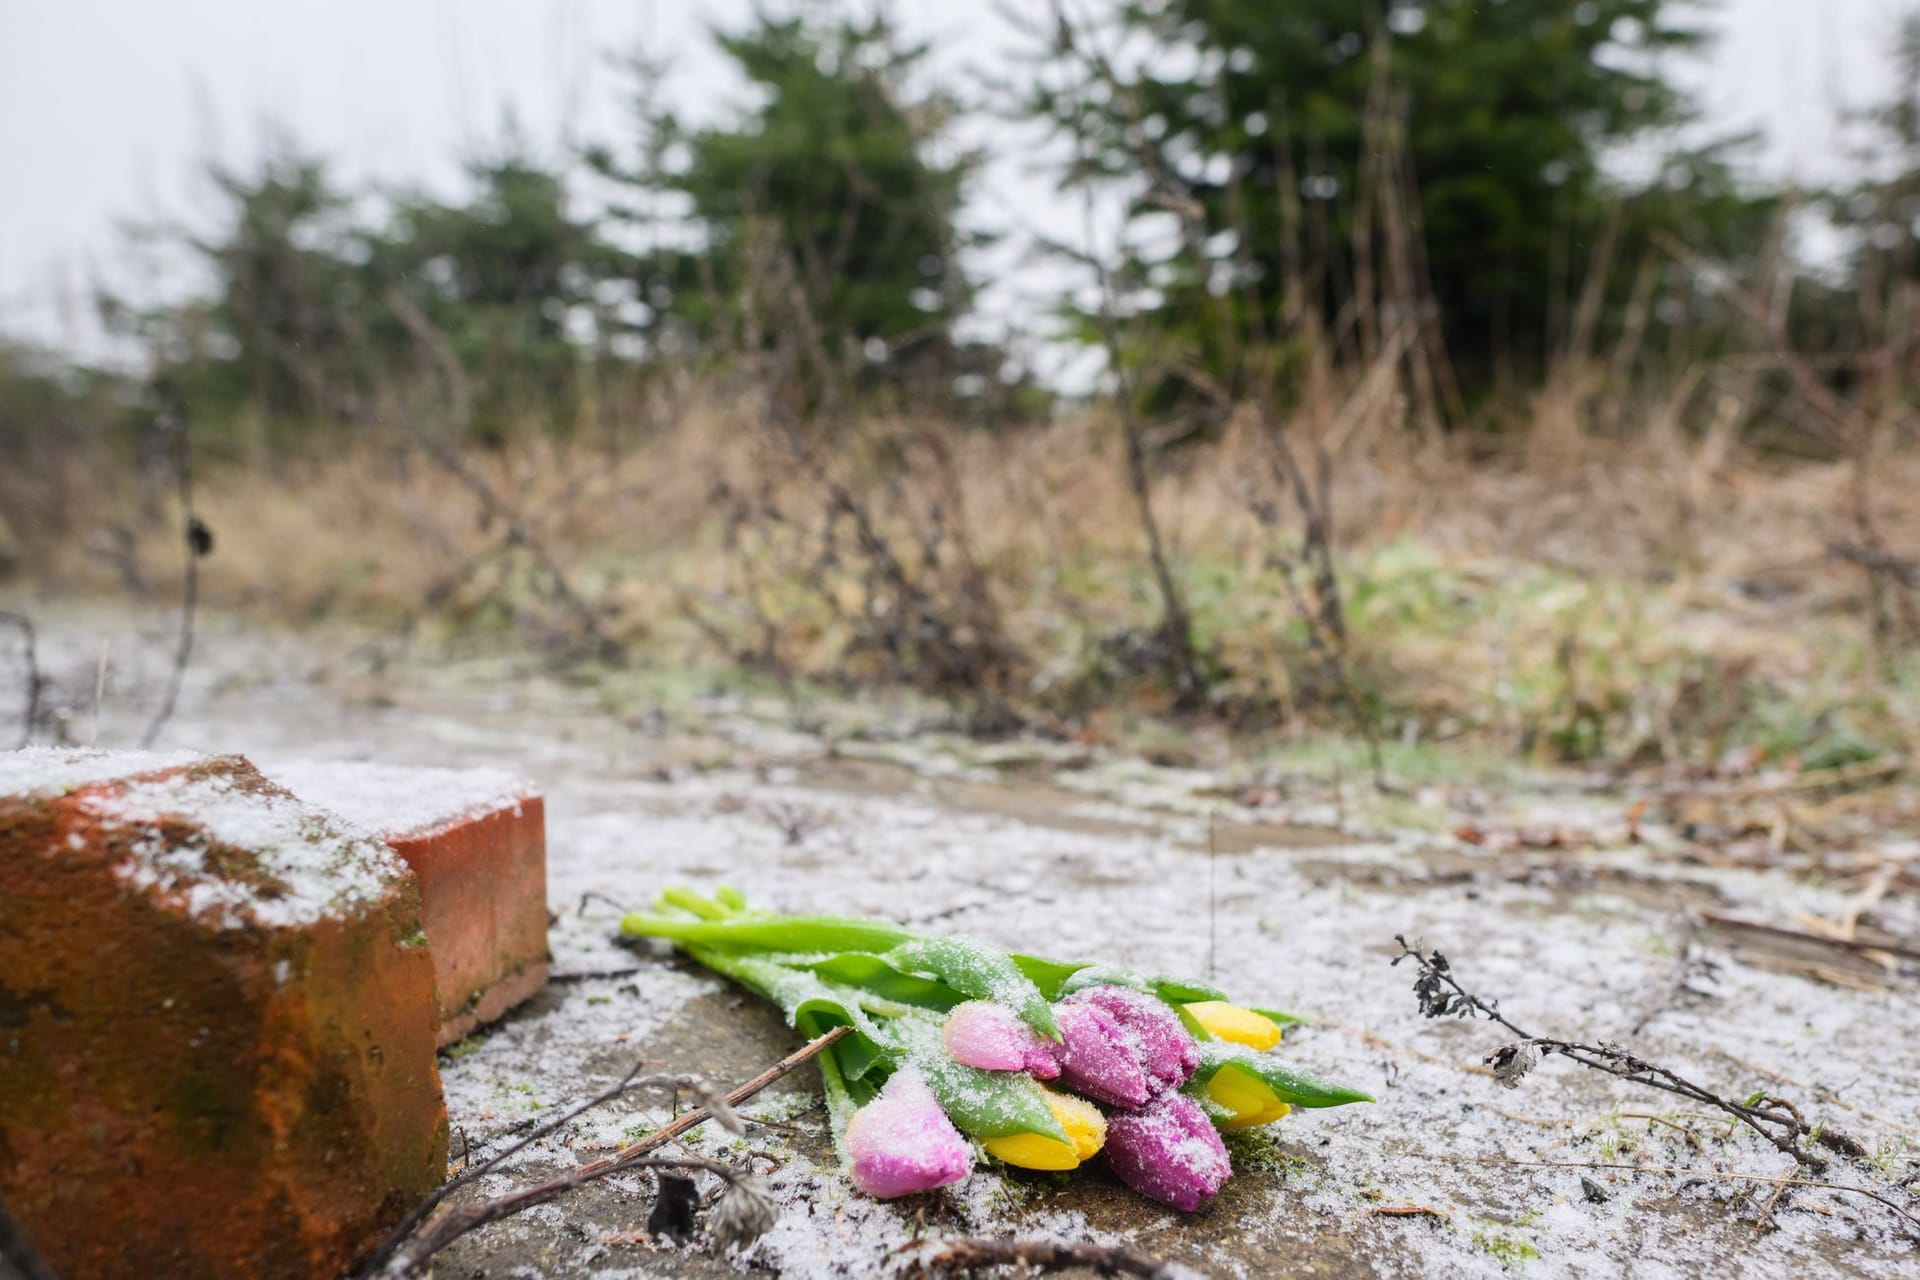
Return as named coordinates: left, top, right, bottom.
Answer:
left=0, top=750, right=447, bottom=1279
left=267, top=762, right=550, bottom=1046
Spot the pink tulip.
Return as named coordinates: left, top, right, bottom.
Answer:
left=842, top=1067, right=973, bottom=1199
left=1053, top=999, right=1153, bottom=1109
left=1105, top=1091, right=1232, bottom=1212
left=1064, top=985, right=1198, bottom=1093
left=942, top=1001, right=1062, bottom=1078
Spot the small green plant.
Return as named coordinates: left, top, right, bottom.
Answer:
left=1463, top=1215, right=1540, bottom=1267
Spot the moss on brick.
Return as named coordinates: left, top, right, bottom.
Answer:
left=0, top=755, right=447, bottom=1279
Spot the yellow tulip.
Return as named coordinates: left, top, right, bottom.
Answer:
left=1204, top=1062, right=1293, bottom=1130
left=984, top=1088, right=1107, bottom=1170
left=1184, top=1001, right=1283, bottom=1050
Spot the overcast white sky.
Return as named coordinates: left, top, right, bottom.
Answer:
left=0, top=0, right=1905, bottom=364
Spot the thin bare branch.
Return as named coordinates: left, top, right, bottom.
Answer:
left=1391, top=936, right=1867, bottom=1172
left=141, top=394, right=203, bottom=748
left=369, top=1025, right=850, bottom=1276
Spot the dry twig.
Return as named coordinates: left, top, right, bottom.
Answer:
left=366, top=1026, right=850, bottom=1276
left=141, top=393, right=206, bottom=748
left=1829, top=541, right=1920, bottom=590
left=386, top=288, right=624, bottom=664
left=1391, top=936, right=1866, bottom=1172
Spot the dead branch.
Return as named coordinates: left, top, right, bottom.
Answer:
left=1655, top=230, right=1917, bottom=646
left=1391, top=936, right=1867, bottom=1172
left=1829, top=540, right=1920, bottom=589
left=368, top=1025, right=849, bottom=1276
left=900, top=1236, right=1186, bottom=1279
left=1697, top=912, right=1920, bottom=964
left=1047, top=1, right=1209, bottom=706
left=386, top=288, right=625, bottom=664
left=706, top=240, right=1030, bottom=729
left=141, top=392, right=206, bottom=748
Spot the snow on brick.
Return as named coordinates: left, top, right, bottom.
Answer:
left=0, top=750, right=447, bottom=1279
left=265, top=759, right=532, bottom=839
left=0, top=744, right=204, bottom=797
left=265, top=758, right=551, bottom=1046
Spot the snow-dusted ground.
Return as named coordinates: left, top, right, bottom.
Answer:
left=6, top=605, right=1917, bottom=1277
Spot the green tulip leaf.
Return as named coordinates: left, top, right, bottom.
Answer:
left=789, top=952, right=967, bottom=1013
left=683, top=945, right=897, bottom=1081
left=895, top=1015, right=1068, bottom=1143
left=885, top=936, right=1059, bottom=1040
left=1009, top=952, right=1091, bottom=999
left=1248, top=1005, right=1307, bottom=1027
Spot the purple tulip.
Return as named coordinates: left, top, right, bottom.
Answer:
left=843, top=1067, right=972, bottom=1199
left=943, top=1001, right=1062, bottom=1078
left=1064, top=985, right=1198, bottom=1092
left=1053, top=1000, right=1153, bottom=1109
left=1104, top=1091, right=1232, bottom=1212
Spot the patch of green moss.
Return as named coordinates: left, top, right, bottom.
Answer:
left=1224, top=1128, right=1320, bottom=1183
left=1464, top=1216, right=1540, bottom=1268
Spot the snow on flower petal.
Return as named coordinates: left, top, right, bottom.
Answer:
left=1066, top=984, right=1198, bottom=1092
left=843, top=1066, right=972, bottom=1199
left=1105, top=1091, right=1233, bottom=1212
left=943, top=1000, right=1061, bottom=1078
left=1203, top=1061, right=1293, bottom=1130
left=1053, top=999, right=1153, bottom=1109
left=983, top=1088, right=1107, bottom=1171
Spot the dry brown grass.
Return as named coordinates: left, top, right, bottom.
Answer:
left=10, top=369, right=1919, bottom=765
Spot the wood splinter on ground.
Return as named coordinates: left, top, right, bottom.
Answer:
left=1369, top=1204, right=1454, bottom=1219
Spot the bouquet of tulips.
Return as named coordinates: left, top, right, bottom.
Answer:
left=621, top=888, right=1370, bottom=1211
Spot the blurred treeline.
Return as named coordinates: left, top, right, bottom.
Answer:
left=6, top=0, right=1920, bottom=762
left=5, top=1, right=1917, bottom=450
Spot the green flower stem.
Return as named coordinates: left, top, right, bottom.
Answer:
left=621, top=911, right=914, bottom=954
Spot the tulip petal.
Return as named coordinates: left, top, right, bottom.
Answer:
left=1184, top=1001, right=1283, bottom=1051
left=1203, top=1061, right=1293, bottom=1130
left=984, top=1088, right=1107, bottom=1171
left=1105, top=1092, right=1233, bottom=1212
left=1191, top=1041, right=1376, bottom=1109
left=1066, top=985, right=1199, bottom=1092
left=843, top=1067, right=973, bottom=1199
left=1053, top=1000, right=1153, bottom=1109
left=943, top=1000, right=1062, bottom=1077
